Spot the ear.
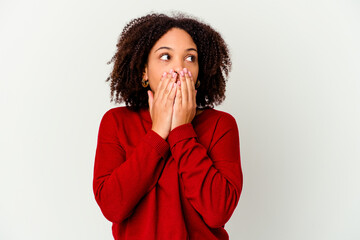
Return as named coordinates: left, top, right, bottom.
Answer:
left=143, top=64, right=148, bottom=80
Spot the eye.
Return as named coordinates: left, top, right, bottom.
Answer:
left=160, top=54, right=170, bottom=61
left=186, top=55, right=196, bottom=62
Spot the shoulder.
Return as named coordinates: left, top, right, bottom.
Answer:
left=204, top=108, right=238, bottom=128
left=99, top=106, right=136, bottom=126
left=203, top=109, right=240, bottom=151
left=104, top=106, right=132, bottom=116
left=102, top=106, right=135, bottom=119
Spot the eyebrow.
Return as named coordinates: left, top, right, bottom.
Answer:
left=154, top=46, right=197, bottom=52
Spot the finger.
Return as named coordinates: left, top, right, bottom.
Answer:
left=155, top=71, right=168, bottom=97
left=158, top=71, right=173, bottom=100
left=194, top=89, right=197, bottom=106
left=184, top=69, right=194, bottom=105
left=147, top=90, right=153, bottom=112
left=175, top=80, right=182, bottom=106
left=188, top=70, right=195, bottom=91
left=164, top=71, right=177, bottom=100
left=181, top=69, right=188, bottom=105
left=186, top=70, right=196, bottom=105
left=168, top=80, right=177, bottom=103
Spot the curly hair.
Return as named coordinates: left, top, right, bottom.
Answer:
left=106, top=12, right=232, bottom=111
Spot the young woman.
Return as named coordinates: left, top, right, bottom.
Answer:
left=93, top=12, right=243, bottom=240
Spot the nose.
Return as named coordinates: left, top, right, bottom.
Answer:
left=171, top=66, right=182, bottom=82
left=174, top=67, right=183, bottom=73
left=171, top=57, right=185, bottom=75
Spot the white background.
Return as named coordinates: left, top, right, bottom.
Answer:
left=0, top=0, right=359, bottom=239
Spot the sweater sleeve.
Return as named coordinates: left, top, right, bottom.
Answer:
left=167, top=114, right=243, bottom=228
left=93, top=110, right=170, bottom=224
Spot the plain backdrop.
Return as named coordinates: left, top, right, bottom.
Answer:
left=0, top=0, right=359, bottom=239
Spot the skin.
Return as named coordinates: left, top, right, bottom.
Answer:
left=143, top=28, right=203, bottom=139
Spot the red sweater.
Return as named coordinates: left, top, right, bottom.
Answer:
left=93, top=106, right=243, bottom=240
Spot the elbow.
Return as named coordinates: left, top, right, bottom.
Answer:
left=98, top=203, right=131, bottom=224
left=93, top=180, right=132, bottom=224
left=202, top=209, right=235, bottom=228
left=95, top=192, right=133, bottom=224
left=96, top=197, right=119, bottom=223
left=203, top=186, right=242, bottom=228
left=203, top=216, right=228, bottom=229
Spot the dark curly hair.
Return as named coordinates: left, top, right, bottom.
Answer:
left=106, top=12, right=232, bottom=111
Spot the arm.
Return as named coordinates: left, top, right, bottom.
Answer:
left=167, top=114, right=243, bottom=228
left=93, top=110, right=170, bottom=224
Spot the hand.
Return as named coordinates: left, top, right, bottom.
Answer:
left=171, top=68, right=197, bottom=131
left=148, top=69, right=178, bottom=139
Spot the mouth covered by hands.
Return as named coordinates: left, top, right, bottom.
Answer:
left=147, top=68, right=197, bottom=139
left=171, top=68, right=197, bottom=131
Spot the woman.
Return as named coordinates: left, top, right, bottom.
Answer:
left=93, top=12, right=243, bottom=240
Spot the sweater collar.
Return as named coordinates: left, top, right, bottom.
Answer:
left=139, top=107, right=211, bottom=123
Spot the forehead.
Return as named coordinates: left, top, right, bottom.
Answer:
left=151, top=28, right=197, bottom=50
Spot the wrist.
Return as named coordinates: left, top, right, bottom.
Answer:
left=151, top=127, right=168, bottom=140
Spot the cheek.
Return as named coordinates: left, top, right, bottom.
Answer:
left=189, top=66, right=199, bottom=80
left=147, top=72, right=162, bottom=92
left=147, top=60, right=163, bottom=78
left=148, top=79, right=158, bottom=92
left=148, top=65, right=166, bottom=80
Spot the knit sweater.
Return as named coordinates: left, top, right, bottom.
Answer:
left=93, top=106, right=243, bottom=240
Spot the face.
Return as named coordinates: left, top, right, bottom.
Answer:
left=143, top=28, right=199, bottom=93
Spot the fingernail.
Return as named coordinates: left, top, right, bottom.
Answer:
left=163, top=72, right=167, bottom=77
left=172, top=72, right=177, bottom=78
left=183, top=68, right=188, bottom=73
left=169, top=69, right=174, bottom=73
left=188, top=71, right=192, bottom=77
left=180, top=71, right=184, bottom=77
